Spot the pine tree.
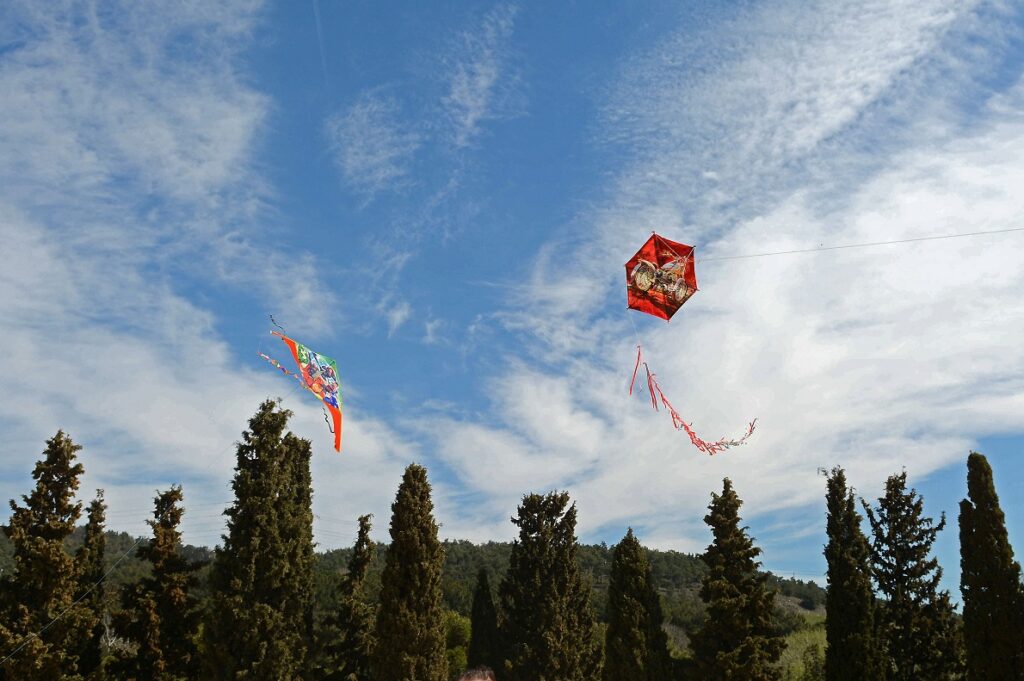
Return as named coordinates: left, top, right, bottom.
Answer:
left=113, top=486, right=200, bottom=680
left=500, top=491, right=602, bottom=681
left=372, top=464, right=448, bottom=681
left=863, top=471, right=963, bottom=681
left=823, top=467, right=880, bottom=681
left=467, top=568, right=500, bottom=670
left=75, top=490, right=107, bottom=679
left=690, top=478, right=785, bottom=681
left=602, top=528, right=671, bottom=681
left=0, top=431, right=94, bottom=681
left=958, top=452, right=1024, bottom=680
left=322, top=514, right=377, bottom=680
left=202, top=400, right=315, bottom=681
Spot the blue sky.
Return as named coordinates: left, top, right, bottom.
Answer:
left=2, top=0, right=1023, bottom=597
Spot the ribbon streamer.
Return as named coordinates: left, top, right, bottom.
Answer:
left=629, top=345, right=756, bottom=455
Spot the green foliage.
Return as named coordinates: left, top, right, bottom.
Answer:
left=75, top=490, right=107, bottom=678
left=373, top=464, right=448, bottom=681
left=0, top=430, right=94, bottom=681
left=202, top=400, right=315, bottom=681
left=778, top=617, right=826, bottom=681
left=690, top=478, right=785, bottom=681
left=602, top=529, right=671, bottom=681
left=445, top=610, right=471, bottom=679
left=467, top=568, right=500, bottom=670
left=310, top=536, right=822, bottom=638
left=798, top=644, right=825, bottom=681
left=823, top=467, right=881, bottom=681
left=321, top=514, right=376, bottom=680
left=111, top=486, right=199, bottom=681
left=864, top=471, right=964, bottom=681
left=959, top=452, right=1024, bottom=680
left=500, top=491, right=602, bottom=681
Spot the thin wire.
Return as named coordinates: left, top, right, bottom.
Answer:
left=0, top=536, right=145, bottom=667
left=699, top=226, right=1024, bottom=262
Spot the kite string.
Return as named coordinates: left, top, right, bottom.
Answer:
left=0, top=536, right=145, bottom=667
left=696, top=225, right=1024, bottom=263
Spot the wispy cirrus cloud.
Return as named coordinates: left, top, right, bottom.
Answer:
left=0, top=1, right=380, bottom=546
left=324, top=89, right=422, bottom=201
left=422, top=0, right=1024, bottom=564
left=443, top=3, right=521, bottom=148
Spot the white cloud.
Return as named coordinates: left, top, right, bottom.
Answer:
left=423, top=0, right=1024, bottom=553
left=0, top=1, right=361, bottom=543
left=424, top=317, right=446, bottom=345
left=387, top=301, right=413, bottom=336
left=324, top=90, right=422, bottom=200
left=442, top=3, right=521, bottom=148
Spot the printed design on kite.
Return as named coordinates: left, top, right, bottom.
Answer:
left=630, top=251, right=696, bottom=305
left=295, top=344, right=341, bottom=410
left=629, top=345, right=756, bottom=455
left=625, top=234, right=698, bottom=321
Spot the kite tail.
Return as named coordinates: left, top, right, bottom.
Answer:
left=630, top=346, right=756, bottom=455
left=259, top=352, right=305, bottom=387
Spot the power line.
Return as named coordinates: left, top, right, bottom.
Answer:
left=0, top=536, right=145, bottom=667
left=699, top=226, right=1024, bottom=262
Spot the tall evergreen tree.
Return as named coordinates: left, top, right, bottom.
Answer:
left=282, top=419, right=317, bottom=676
left=467, top=568, right=500, bottom=671
left=823, top=467, right=880, bottom=681
left=500, top=491, right=602, bottom=681
left=202, top=400, right=315, bottom=681
left=958, top=452, right=1024, bottom=680
left=113, top=486, right=199, bottom=680
left=372, top=464, right=448, bottom=681
left=0, top=431, right=94, bottom=681
left=863, top=471, right=963, bottom=681
left=322, top=514, right=377, bottom=681
left=602, top=528, right=671, bottom=681
left=690, top=478, right=784, bottom=681
left=75, top=490, right=107, bottom=679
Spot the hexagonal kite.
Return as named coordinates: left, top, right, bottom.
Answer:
left=626, top=233, right=698, bottom=321
left=626, top=233, right=755, bottom=454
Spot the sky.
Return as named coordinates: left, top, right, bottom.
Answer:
left=1, top=0, right=1023, bottom=596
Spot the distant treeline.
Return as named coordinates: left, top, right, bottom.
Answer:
left=0, top=399, right=1021, bottom=681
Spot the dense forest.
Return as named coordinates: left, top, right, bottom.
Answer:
left=0, top=400, right=1021, bottom=680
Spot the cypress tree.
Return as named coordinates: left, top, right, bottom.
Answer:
left=202, top=400, right=315, bottom=681
left=282, top=419, right=317, bottom=676
left=863, top=471, right=963, bottom=681
left=75, top=490, right=107, bottom=679
left=467, top=568, right=500, bottom=670
left=602, top=528, right=671, bottom=681
left=113, top=486, right=199, bottom=680
left=500, top=491, right=602, bottom=681
left=958, top=452, right=1024, bottom=680
left=823, top=467, right=880, bottom=681
left=372, top=464, right=448, bottom=681
left=690, top=478, right=785, bottom=681
left=322, top=513, right=377, bottom=680
left=0, top=431, right=93, bottom=681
